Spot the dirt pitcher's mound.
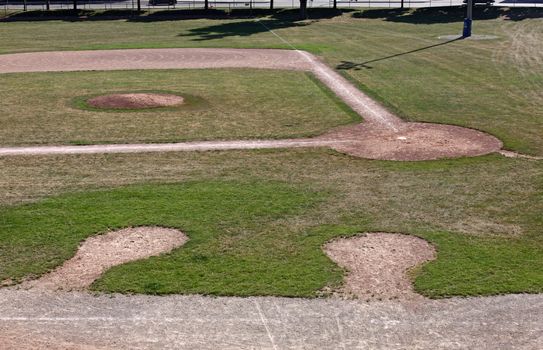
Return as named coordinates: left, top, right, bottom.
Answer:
left=319, top=122, right=503, bottom=161
left=324, top=233, right=436, bottom=301
left=20, top=226, right=188, bottom=291
left=87, top=93, right=184, bottom=109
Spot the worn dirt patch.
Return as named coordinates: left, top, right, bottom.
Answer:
left=20, top=226, right=188, bottom=291
left=324, top=233, right=436, bottom=301
left=87, top=93, right=184, bottom=109
left=319, top=122, right=503, bottom=161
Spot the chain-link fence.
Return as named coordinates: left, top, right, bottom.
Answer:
left=1, top=0, right=541, bottom=12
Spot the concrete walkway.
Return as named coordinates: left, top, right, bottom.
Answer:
left=1, top=290, right=542, bottom=349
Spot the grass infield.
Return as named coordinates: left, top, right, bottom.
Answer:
left=0, top=69, right=358, bottom=145
left=1, top=7, right=541, bottom=154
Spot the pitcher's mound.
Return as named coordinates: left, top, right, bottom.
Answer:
left=87, top=93, right=184, bottom=109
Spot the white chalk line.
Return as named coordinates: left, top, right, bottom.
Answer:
left=255, top=19, right=299, bottom=51
left=254, top=300, right=279, bottom=350
left=335, top=315, right=347, bottom=350
left=256, top=19, right=400, bottom=131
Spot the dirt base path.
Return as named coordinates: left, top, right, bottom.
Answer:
left=0, top=48, right=504, bottom=160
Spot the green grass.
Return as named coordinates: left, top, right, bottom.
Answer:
left=0, top=69, right=357, bottom=145
left=1, top=8, right=541, bottom=154
left=0, top=181, right=341, bottom=296
left=0, top=7, right=541, bottom=298
left=414, top=232, right=543, bottom=297
left=0, top=149, right=541, bottom=297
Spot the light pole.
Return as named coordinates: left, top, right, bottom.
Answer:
left=463, top=0, right=473, bottom=38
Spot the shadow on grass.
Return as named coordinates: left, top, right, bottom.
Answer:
left=178, top=18, right=302, bottom=41
left=337, top=37, right=463, bottom=70
left=0, top=7, right=352, bottom=22
left=175, top=9, right=353, bottom=41
left=353, top=6, right=543, bottom=23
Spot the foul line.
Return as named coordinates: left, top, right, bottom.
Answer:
left=255, top=19, right=299, bottom=51
left=256, top=19, right=400, bottom=131
left=254, top=300, right=279, bottom=350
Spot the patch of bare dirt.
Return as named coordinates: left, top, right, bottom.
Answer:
left=20, top=226, right=188, bottom=291
left=324, top=233, right=436, bottom=301
left=87, top=93, right=184, bottom=109
left=318, top=122, right=503, bottom=161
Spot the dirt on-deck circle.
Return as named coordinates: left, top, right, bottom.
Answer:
left=20, top=226, right=188, bottom=291
left=319, top=122, right=503, bottom=161
left=324, top=233, right=436, bottom=301
left=87, top=93, right=184, bottom=109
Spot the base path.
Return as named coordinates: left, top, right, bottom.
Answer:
left=0, top=48, right=503, bottom=161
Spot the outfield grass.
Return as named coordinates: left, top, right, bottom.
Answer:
left=0, top=69, right=357, bottom=145
left=1, top=8, right=542, bottom=154
left=1, top=149, right=541, bottom=297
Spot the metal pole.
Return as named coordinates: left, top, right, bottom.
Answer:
left=463, top=0, right=473, bottom=37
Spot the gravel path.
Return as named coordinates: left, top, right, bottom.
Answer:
left=1, top=290, right=542, bottom=349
